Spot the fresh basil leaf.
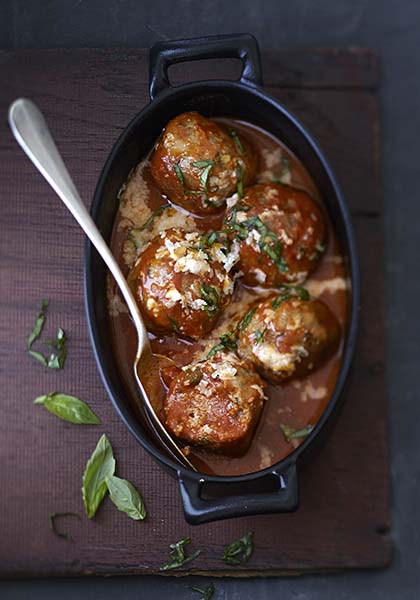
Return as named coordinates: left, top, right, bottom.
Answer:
left=160, top=537, right=202, bottom=571
left=191, top=583, right=215, bottom=600
left=28, top=299, right=49, bottom=349
left=280, top=423, right=314, bottom=443
left=48, top=512, right=80, bottom=541
left=34, top=392, right=100, bottom=425
left=82, top=434, right=115, bottom=518
left=105, top=475, right=146, bottom=521
left=222, top=532, right=254, bottom=565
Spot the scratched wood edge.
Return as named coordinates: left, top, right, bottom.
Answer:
left=0, top=47, right=390, bottom=579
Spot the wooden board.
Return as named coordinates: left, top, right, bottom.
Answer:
left=0, top=48, right=390, bottom=577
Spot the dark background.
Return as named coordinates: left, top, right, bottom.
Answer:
left=1, top=0, right=419, bottom=598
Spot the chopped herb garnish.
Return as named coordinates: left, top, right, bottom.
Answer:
left=28, top=299, right=48, bottom=349
left=254, top=328, right=267, bottom=344
left=271, top=294, right=291, bottom=309
left=229, top=128, right=246, bottom=155
left=193, top=159, right=215, bottom=192
left=168, top=316, right=181, bottom=334
left=225, top=209, right=288, bottom=273
left=206, top=306, right=258, bottom=358
left=48, top=512, right=80, bottom=541
left=27, top=301, right=67, bottom=369
left=271, top=285, right=309, bottom=309
left=206, top=329, right=238, bottom=359
left=200, top=231, right=218, bottom=249
left=129, top=204, right=171, bottom=244
left=238, top=307, right=257, bottom=332
left=191, top=583, right=215, bottom=600
left=200, top=284, right=220, bottom=317
left=222, top=532, right=254, bottom=565
left=174, top=162, right=185, bottom=187
left=160, top=537, right=202, bottom=571
left=280, top=423, right=314, bottom=443
left=236, top=160, right=244, bottom=198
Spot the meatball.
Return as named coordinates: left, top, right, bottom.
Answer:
left=128, top=228, right=239, bottom=339
left=164, top=352, right=266, bottom=454
left=150, top=112, right=257, bottom=215
left=224, top=183, right=326, bottom=287
left=237, top=295, right=340, bottom=383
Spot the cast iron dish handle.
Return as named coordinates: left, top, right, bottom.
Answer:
left=178, top=463, right=298, bottom=525
left=149, top=33, right=263, bottom=99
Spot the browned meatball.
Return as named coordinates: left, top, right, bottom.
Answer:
left=150, top=112, right=257, bottom=215
left=237, top=295, right=340, bottom=383
left=224, top=183, right=326, bottom=287
left=164, top=352, right=266, bottom=454
left=128, top=228, right=238, bottom=339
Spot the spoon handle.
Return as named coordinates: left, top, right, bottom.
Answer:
left=8, top=98, right=148, bottom=353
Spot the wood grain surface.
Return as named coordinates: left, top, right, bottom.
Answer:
left=0, top=48, right=390, bottom=578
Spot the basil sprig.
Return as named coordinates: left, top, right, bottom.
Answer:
left=222, top=532, right=254, bottom=565
left=105, top=475, right=147, bottom=521
left=160, top=537, right=202, bottom=571
left=82, top=434, right=116, bottom=518
left=34, top=392, right=100, bottom=425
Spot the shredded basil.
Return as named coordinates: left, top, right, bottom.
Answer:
left=254, top=328, right=267, bottom=345
left=160, top=538, right=202, bottom=571
left=236, top=160, right=244, bottom=198
left=174, top=162, right=185, bottom=187
left=238, top=307, right=257, bottom=332
left=200, top=284, right=220, bottom=317
left=272, top=285, right=310, bottom=309
left=168, top=316, right=181, bottom=334
left=129, top=205, right=171, bottom=245
left=193, top=159, right=215, bottom=192
left=206, top=308, right=256, bottom=358
left=222, top=532, right=254, bottom=565
left=229, top=127, right=246, bottom=155
left=48, top=512, right=80, bottom=541
left=191, top=583, right=215, bottom=599
left=280, top=423, right=314, bottom=443
left=27, top=301, right=67, bottom=369
left=225, top=209, right=288, bottom=273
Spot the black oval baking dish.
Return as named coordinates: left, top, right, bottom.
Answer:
left=84, top=34, right=360, bottom=525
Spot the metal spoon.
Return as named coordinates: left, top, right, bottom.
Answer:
left=8, top=98, right=196, bottom=471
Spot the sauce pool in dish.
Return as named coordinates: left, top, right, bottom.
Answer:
left=107, top=116, right=349, bottom=476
